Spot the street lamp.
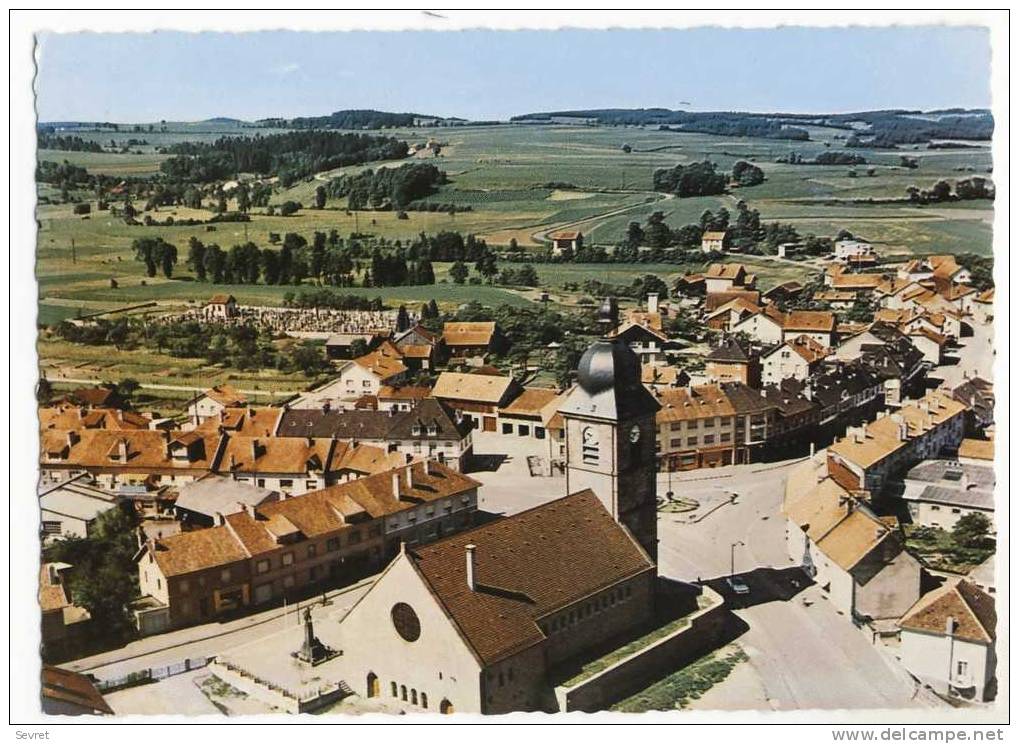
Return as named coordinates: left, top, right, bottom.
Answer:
left=730, top=540, right=745, bottom=580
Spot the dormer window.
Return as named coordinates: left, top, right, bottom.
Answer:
left=412, top=424, right=423, bottom=436
left=427, top=424, right=438, bottom=436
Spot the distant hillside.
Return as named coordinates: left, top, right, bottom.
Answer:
left=511, top=107, right=993, bottom=145
left=202, top=117, right=244, bottom=124
left=254, top=109, right=457, bottom=130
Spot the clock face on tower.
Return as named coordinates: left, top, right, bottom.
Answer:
left=629, top=424, right=641, bottom=443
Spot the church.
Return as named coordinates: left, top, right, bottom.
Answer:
left=332, top=338, right=664, bottom=713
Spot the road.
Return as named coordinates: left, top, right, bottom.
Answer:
left=657, top=458, right=933, bottom=710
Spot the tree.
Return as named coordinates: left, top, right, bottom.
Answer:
left=475, top=253, right=499, bottom=283
left=396, top=305, right=411, bottom=332
left=36, top=376, right=53, bottom=404
left=236, top=183, right=251, bottom=213
left=159, top=241, right=178, bottom=278
left=187, top=237, right=207, bottom=281
left=315, top=185, right=327, bottom=209
left=952, top=513, right=993, bottom=549
left=43, top=507, right=140, bottom=635
left=732, top=160, right=765, bottom=186
left=449, top=261, right=469, bottom=285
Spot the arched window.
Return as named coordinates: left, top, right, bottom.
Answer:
left=366, top=672, right=379, bottom=698
left=411, top=689, right=418, bottom=705
left=401, top=684, right=408, bottom=701
left=391, top=681, right=398, bottom=697
left=421, top=692, right=428, bottom=709
left=440, top=698, right=454, bottom=714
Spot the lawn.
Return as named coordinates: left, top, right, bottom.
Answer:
left=904, top=525, right=995, bottom=574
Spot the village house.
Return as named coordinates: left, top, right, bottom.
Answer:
left=291, top=342, right=408, bottom=410
left=333, top=490, right=656, bottom=714
left=812, top=289, right=858, bottom=310
left=732, top=306, right=836, bottom=348
left=721, top=382, right=782, bottom=463
left=897, top=257, right=936, bottom=284
left=858, top=338, right=927, bottom=409
left=376, top=385, right=432, bottom=412
left=833, top=238, right=876, bottom=262
left=731, top=305, right=785, bottom=345
left=784, top=459, right=922, bottom=622
left=203, top=293, right=238, bottom=320
left=640, top=363, right=690, bottom=391
left=608, top=316, right=669, bottom=366
left=40, top=563, right=91, bottom=657
left=173, top=475, right=279, bottom=529
left=185, top=385, right=248, bottom=424
left=929, top=255, right=973, bottom=289
left=496, top=387, right=564, bottom=442
left=897, top=459, right=995, bottom=533
left=704, top=297, right=763, bottom=333
left=39, top=479, right=119, bottom=541
left=41, top=666, right=113, bottom=716
left=761, top=281, right=804, bottom=305
left=700, top=230, right=728, bottom=253
left=760, top=335, right=827, bottom=386
left=958, top=438, right=994, bottom=466
left=134, top=461, right=481, bottom=634
left=392, top=324, right=440, bottom=371
left=39, top=404, right=156, bottom=432
left=874, top=277, right=930, bottom=310
left=805, top=360, right=884, bottom=432
left=62, top=385, right=127, bottom=410
left=442, top=321, right=504, bottom=362
left=432, top=370, right=523, bottom=433
left=654, top=384, right=738, bottom=470
left=549, top=230, right=583, bottom=256
left=214, top=435, right=345, bottom=496
left=276, top=399, right=474, bottom=472
left=703, top=263, right=756, bottom=294
left=908, top=328, right=949, bottom=366
left=39, top=428, right=224, bottom=495
left=195, top=406, right=284, bottom=438
left=825, top=391, right=967, bottom=499
left=952, top=376, right=994, bottom=432
left=704, top=336, right=760, bottom=387
left=897, top=580, right=996, bottom=702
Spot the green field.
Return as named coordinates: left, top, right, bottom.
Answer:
left=37, top=122, right=994, bottom=319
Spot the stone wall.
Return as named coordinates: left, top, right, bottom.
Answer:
left=554, top=587, right=728, bottom=712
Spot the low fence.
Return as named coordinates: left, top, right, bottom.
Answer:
left=554, top=587, right=728, bottom=712
left=95, top=656, right=210, bottom=693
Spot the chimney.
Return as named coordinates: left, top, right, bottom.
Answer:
left=47, top=564, right=59, bottom=585
left=65, top=430, right=79, bottom=448
left=117, top=439, right=128, bottom=461
left=251, top=439, right=260, bottom=461
left=945, top=615, right=957, bottom=636
left=647, top=292, right=659, bottom=314
left=214, top=511, right=225, bottom=526
left=465, top=544, right=477, bottom=591
left=392, top=470, right=401, bottom=499
left=405, top=464, right=414, bottom=490
left=321, top=400, right=331, bottom=414
left=240, top=501, right=254, bottom=518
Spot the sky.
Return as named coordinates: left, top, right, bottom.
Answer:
left=35, top=26, right=992, bottom=122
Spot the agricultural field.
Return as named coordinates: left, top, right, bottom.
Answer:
left=37, top=122, right=993, bottom=325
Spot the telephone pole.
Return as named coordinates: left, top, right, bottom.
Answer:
left=70, top=238, right=76, bottom=264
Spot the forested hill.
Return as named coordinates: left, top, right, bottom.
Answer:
left=159, top=130, right=409, bottom=185
left=511, top=108, right=993, bottom=145
left=254, top=109, right=445, bottom=130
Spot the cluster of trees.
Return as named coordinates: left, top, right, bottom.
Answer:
left=56, top=317, right=333, bottom=377
left=36, top=160, right=90, bottom=186
left=43, top=507, right=141, bottom=641
left=652, top=160, right=727, bottom=197
left=732, top=160, right=765, bottom=186
left=778, top=151, right=867, bottom=166
left=906, top=177, right=994, bottom=204
left=496, top=264, right=540, bottom=287
left=37, top=134, right=104, bottom=152
left=366, top=249, right=436, bottom=287
left=569, top=274, right=670, bottom=305
left=327, top=162, right=446, bottom=210
left=161, top=131, right=409, bottom=185
left=660, top=119, right=809, bottom=141
left=281, top=290, right=384, bottom=310
left=132, top=237, right=178, bottom=278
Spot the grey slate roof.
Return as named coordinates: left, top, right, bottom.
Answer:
left=559, top=339, right=660, bottom=422
left=174, top=475, right=277, bottom=518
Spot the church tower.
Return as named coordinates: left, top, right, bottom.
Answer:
left=560, top=338, right=661, bottom=561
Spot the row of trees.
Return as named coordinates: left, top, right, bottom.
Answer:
left=906, top=177, right=994, bottom=203
left=652, top=160, right=727, bottom=197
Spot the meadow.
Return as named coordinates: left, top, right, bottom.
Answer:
left=37, top=122, right=993, bottom=324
